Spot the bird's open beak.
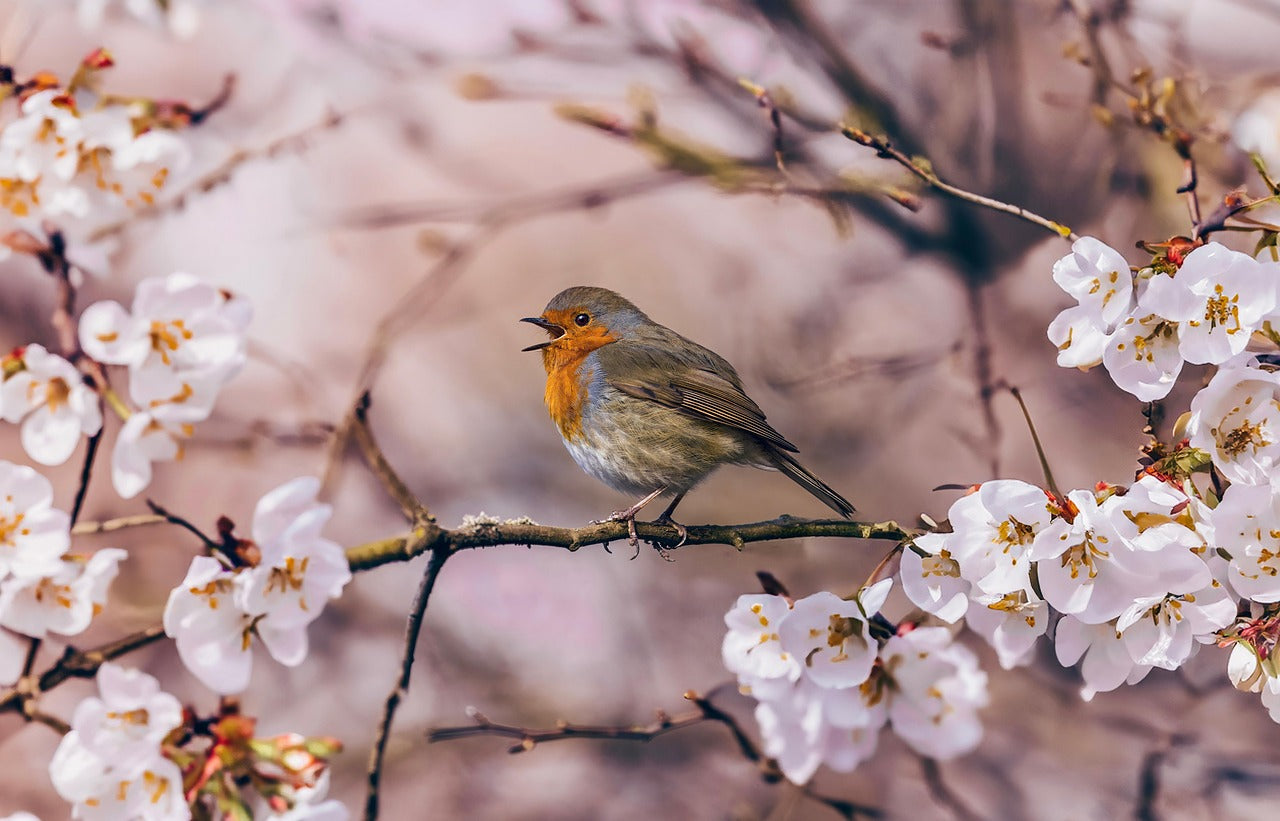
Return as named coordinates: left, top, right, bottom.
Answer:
left=520, top=317, right=565, bottom=351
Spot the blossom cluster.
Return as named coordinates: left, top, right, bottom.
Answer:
left=722, top=580, right=988, bottom=784
left=902, top=474, right=1242, bottom=699
left=43, top=663, right=349, bottom=820
left=80, top=271, right=252, bottom=498
left=1048, top=236, right=1280, bottom=401
left=0, top=271, right=249, bottom=499
left=163, top=477, right=352, bottom=694
left=50, top=664, right=189, bottom=819
left=0, top=461, right=124, bottom=685
left=0, top=78, right=188, bottom=232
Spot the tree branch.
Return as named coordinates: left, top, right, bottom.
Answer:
left=428, top=690, right=883, bottom=820
left=363, top=542, right=450, bottom=821
left=840, top=127, right=1078, bottom=241
left=71, top=514, right=168, bottom=535
left=0, top=626, right=166, bottom=716
left=351, top=391, right=424, bottom=521
left=345, top=516, right=912, bottom=572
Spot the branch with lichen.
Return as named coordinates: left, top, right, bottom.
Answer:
left=345, top=514, right=913, bottom=571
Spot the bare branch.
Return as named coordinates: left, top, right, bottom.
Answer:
left=351, top=392, right=424, bottom=521
left=346, top=516, right=913, bottom=572
left=0, top=626, right=166, bottom=717
left=363, top=542, right=449, bottom=821
left=840, top=127, right=1078, bottom=241
left=144, top=499, right=221, bottom=552
left=69, top=426, right=103, bottom=527
left=428, top=690, right=883, bottom=820
left=71, top=514, right=168, bottom=535
left=427, top=703, right=710, bottom=751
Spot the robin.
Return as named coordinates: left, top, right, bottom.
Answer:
left=521, top=286, right=855, bottom=548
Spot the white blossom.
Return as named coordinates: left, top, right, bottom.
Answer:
left=78, top=0, right=205, bottom=38
left=882, top=627, right=988, bottom=758
left=163, top=555, right=253, bottom=695
left=1055, top=616, right=1152, bottom=701
left=1101, top=313, right=1183, bottom=401
left=1029, top=485, right=1209, bottom=624
left=1, top=344, right=102, bottom=466
left=899, top=532, right=971, bottom=623
left=753, top=680, right=826, bottom=784
left=1051, top=236, right=1135, bottom=329
left=0, top=88, right=188, bottom=221
left=1186, top=359, right=1280, bottom=486
left=79, top=272, right=250, bottom=413
left=937, top=480, right=1052, bottom=597
left=1139, top=244, right=1276, bottom=365
left=778, top=580, right=891, bottom=689
left=964, top=589, right=1049, bottom=670
left=49, top=663, right=189, bottom=820
left=164, top=478, right=351, bottom=693
left=1047, top=305, right=1111, bottom=368
left=0, top=548, right=125, bottom=639
left=754, top=677, right=887, bottom=785
left=722, top=593, right=800, bottom=699
left=1114, top=584, right=1235, bottom=671
left=1048, top=237, right=1135, bottom=369
left=236, top=478, right=352, bottom=667
left=0, top=461, right=71, bottom=581
left=110, top=408, right=194, bottom=500
left=1212, top=482, right=1280, bottom=603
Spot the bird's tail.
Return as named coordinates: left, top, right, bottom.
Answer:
left=764, top=447, right=856, bottom=518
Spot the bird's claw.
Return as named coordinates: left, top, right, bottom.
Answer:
left=602, top=509, right=641, bottom=550
left=654, top=515, right=688, bottom=549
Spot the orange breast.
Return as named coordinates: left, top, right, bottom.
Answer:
left=539, top=325, right=616, bottom=441
left=544, top=356, right=589, bottom=441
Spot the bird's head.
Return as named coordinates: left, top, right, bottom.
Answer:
left=521, top=287, right=649, bottom=363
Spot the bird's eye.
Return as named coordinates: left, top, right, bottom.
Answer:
left=574, top=312, right=590, bottom=327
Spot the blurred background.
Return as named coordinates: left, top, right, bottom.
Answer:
left=2, top=0, right=1280, bottom=818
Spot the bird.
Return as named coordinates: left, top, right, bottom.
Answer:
left=521, top=286, right=855, bottom=549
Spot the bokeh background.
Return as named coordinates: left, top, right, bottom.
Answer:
left=2, top=1, right=1280, bottom=818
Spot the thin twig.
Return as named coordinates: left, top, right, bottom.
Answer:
left=69, top=427, right=102, bottom=527
left=427, top=703, right=710, bottom=750
left=351, top=392, right=424, bottom=521
left=839, top=126, right=1078, bottom=241
left=20, top=637, right=40, bottom=677
left=363, top=542, right=450, bottom=821
left=144, top=499, right=221, bottom=551
left=71, top=514, right=168, bottom=535
left=23, top=707, right=71, bottom=735
left=428, top=691, right=882, bottom=820
left=0, top=626, right=166, bottom=716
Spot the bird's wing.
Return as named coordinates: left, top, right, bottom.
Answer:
left=598, top=339, right=800, bottom=453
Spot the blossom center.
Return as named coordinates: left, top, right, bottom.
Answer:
left=1200, top=285, right=1241, bottom=332
left=1058, top=530, right=1110, bottom=579
left=920, top=548, right=960, bottom=578
left=148, top=319, right=194, bottom=365
left=1220, top=418, right=1271, bottom=457
left=0, top=509, right=28, bottom=546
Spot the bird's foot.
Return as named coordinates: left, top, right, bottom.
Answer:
left=600, top=508, right=641, bottom=549
left=653, top=514, right=688, bottom=549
